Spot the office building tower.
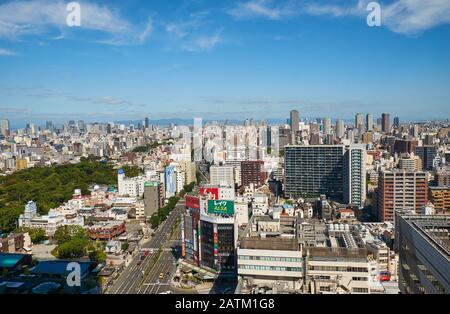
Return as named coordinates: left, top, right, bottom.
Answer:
left=290, top=110, right=299, bottom=144
left=210, top=165, right=235, bottom=187
left=145, top=117, right=150, bottom=129
left=0, top=119, right=10, bottom=136
left=241, top=160, right=266, bottom=188
left=323, top=117, right=331, bottom=136
left=413, top=124, right=420, bottom=138
left=335, top=119, right=345, bottom=138
left=393, top=117, right=400, bottom=128
left=381, top=113, right=391, bottom=133
left=366, top=114, right=373, bottom=131
left=355, top=113, right=364, bottom=129
left=415, top=145, right=438, bottom=171
left=377, top=170, right=428, bottom=222
left=45, top=121, right=53, bottom=131
left=343, top=145, right=366, bottom=208
left=290, top=110, right=299, bottom=133
left=395, top=213, right=449, bottom=294
left=285, top=145, right=345, bottom=200
left=77, top=120, right=85, bottom=132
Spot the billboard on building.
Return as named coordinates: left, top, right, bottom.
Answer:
left=200, top=187, right=219, bottom=200
left=185, top=195, right=200, bottom=209
left=165, top=166, right=176, bottom=193
left=207, top=200, right=234, bottom=215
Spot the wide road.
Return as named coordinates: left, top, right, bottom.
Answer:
left=107, top=201, right=184, bottom=294
left=137, top=219, right=182, bottom=294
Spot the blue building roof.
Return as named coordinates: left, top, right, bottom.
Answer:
left=30, top=261, right=92, bottom=277
left=0, top=253, right=30, bottom=269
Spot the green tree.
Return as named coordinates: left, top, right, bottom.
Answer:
left=16, top=227, right=47, bottom=244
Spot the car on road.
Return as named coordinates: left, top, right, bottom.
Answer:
left=159, top=273, right=164, bottom=280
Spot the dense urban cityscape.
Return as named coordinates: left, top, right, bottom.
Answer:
left=0, top=0, right=449, bottom=304
left=0, top=112, right=449, bottom=295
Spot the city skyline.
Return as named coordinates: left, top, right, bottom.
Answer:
left=1, top=0, right=450, bottom=124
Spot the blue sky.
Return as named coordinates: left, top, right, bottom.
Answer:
left=0, top=0, right=450, bottom=127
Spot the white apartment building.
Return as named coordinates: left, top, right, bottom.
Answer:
left=238, top=245, right=304, bottom=291
left=306, top=248, right=371, bottom=294
left=18, top=201, right=84, bottom=236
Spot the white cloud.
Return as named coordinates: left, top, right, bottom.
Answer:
left=303, top=0, right=450, bottom=35
left=382, top=0, right=450, bottom=35
left=182, top=30, right=222, bottom=52
left=0, top=48, right=17, bottom=56
left=0, top=0, right=152, bottom=44
left=228, top=0, right=298, bottom=20
left=229, top=0, right=450, bottom=35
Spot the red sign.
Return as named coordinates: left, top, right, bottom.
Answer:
left=185, top=195, right=200, bottom=209
left=200, top=187, right=219, bottom=200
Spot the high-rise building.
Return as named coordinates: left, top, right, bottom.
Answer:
left=381, top=113, right=391, bottom=133
left=285, top=145, right=345, bottom=200
left=77, top=120, right=85, bottom=132
left=0, top=119, right=10, bottom=136
left=210, top=165, right=235, bottom=187
left=143, top=181, right=163, bottom=218
left=395, top=213, right=449, bottom=294
left=322, top=117, right=331, bottom=136
left=394, top=139, right=418, bottom=155
left=393, top=117, right=400, bottom=128
left=145, top=117, right=150, bottom=129
left=290, top=110, right=299, bottom=133
left=343, top=145, right=366, bottom=208
left=415, top=145, right=438, bottom=171
left=377, top=170, right=428, bottom=222
left=290, top=110, right=299, bottom=144
left=241, top=161, right=266, bottom=187
left=366, top=114, right=373, bottom=131
left=199, top=200, right=237, bottom=273
left=335, top=119, right=345, bottom=138
left=46, top=120, right=53, bottom=131
left=355, top=113, right=364, bottom=129
left=412, top=124, right=420, bottom=138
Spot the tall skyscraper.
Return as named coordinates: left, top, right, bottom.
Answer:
left=77, top=120, right=85, bottom=132
left=355, top=113, right=364, bottom=129
left=335, top=119, right=345, bottom=138
left=393, top=117, right=400, bottom=128
left=366, top=114, right=373, bottom=131
left=290, top=110, right=299, bottom=144
left=145, top=117, right=150, bottom=129
left=343, top=145, right=366, bottom=208
left=322, top=117, right=331, bottom=136
left=46, top=121, right=53, bottom=132
left=0, top=119, right=10, bottom=136
left=290, top=110, right=299, bottom=133
left=381, top=113, right=391, bottom=133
